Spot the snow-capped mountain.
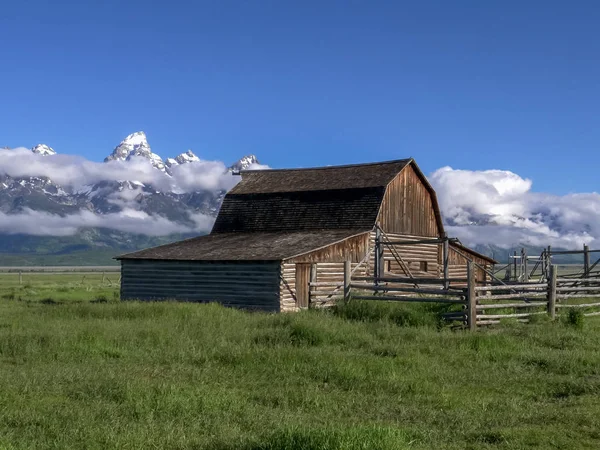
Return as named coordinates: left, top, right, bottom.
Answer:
left=166, top=150, right=201, bottom=167
left=31, top=144, right=56, bottom=156
left=104, top=131, right=167, bottom=172
left=230, top=154, right=260, bottom=172
left=0, top=132, right=261, bottom=258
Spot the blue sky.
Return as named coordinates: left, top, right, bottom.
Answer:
left=2, top=0, right=599, bottom=194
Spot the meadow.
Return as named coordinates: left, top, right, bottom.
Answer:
left=0, top=274, right=599, bottom=449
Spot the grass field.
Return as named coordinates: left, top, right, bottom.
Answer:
left=0, top=275, right=599, bottom=449
left=0, top=272, right=119, bottom=303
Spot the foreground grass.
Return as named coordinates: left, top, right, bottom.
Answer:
left=0, top=299, right=599, bottom=449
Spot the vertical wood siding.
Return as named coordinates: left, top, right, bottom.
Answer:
left=378, top=165, right=440, bottom=237
left=295, top=263, right=311, bottom=308
left=284, top=232, right=370, bottom=263
left=121, top=260, right=281, bottom=312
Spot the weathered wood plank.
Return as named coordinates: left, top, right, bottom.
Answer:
left=476, top=302, right=547, bottom=310
left=475, top=283, right=547, bottom=292
left=556, top=302, right=600, bottom=308
left=476, top=311, right=546, bottom=319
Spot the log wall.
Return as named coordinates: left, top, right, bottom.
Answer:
left=448, top=244, right=492, bottom=284
left=121, top=259, right=281, bottom=311
left=369, top=231, right=442, bottom=277
left=280, top=261, right=369, bottom=311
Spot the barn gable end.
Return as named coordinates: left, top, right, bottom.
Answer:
left=377, top=162, right=443, bottom=237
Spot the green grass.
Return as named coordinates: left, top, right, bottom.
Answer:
left=0, top=293, right=599, bottom=449
left=0, top=273, right=119, bottom=303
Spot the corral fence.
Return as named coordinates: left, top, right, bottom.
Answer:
left=333, top=261, right=600, bottom=329
left=0, top=266, right=121, bottom=286
left=494, top=244, right=600, bottom=282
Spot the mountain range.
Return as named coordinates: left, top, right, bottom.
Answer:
left=0, top=132, right=259, bottom=265
left=0, top=133, right=592, bottom=266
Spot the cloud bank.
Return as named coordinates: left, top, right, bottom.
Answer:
left=2, top=148, right=244, bottom=193
left=0, top=208, right=215, bottom=237
left=0, top=148, right=259, bottom=236
left=1, top=147, right=597, bottom=248
left=430, top=167, right=599, bottom=249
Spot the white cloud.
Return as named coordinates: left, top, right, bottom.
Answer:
left=0, top=208, right=215, bottom=237
left=430, top=167, right=599, bottom=249
left=3, top=147, right=596, bottom=248
left=0, top=148, right=241, bottom=194
left=168, top=160, right=239, bottom=193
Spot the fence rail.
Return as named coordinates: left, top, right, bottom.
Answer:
left=0, top=266, right=120, bottom=273
left=336, top=261, right=600, bottom=329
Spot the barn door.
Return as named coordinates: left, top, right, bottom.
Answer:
left=295, top=263, right=311, bottom=308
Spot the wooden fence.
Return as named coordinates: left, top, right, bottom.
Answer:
left=332, top=261, right=600, bottom=329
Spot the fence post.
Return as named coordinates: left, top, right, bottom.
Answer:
left=513, top=250, right=517, bottom=281
left=546, top=246, right=552, bottom=281
left=466, top=261, right=477, bottom=330
left=343, top=260, right=351, bottom=303
left=523, top=248, right=528, bottom=282
left=375, top=227, right=384, bottom=281
left=309, top=263, right=317, bottom=305
left=541, top=250, right=546, bottom=279
left=19, top=271, right=22, bottom=285
left=547, top=264, right=557, bottom=320
left=442, top=234, right=449, bottom=290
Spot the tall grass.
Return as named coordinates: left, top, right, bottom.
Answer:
left=0, top=297, right=599, bottom=448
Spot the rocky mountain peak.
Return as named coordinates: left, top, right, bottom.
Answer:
left=230, top=155, right=259, bottom=172
left=31, top=144, right=56, bottom=156
left=165, top=150, right=201, bottom=169
left=175, top=150, right=200, bottom=165
left=104, top=131, right=166, bottom=172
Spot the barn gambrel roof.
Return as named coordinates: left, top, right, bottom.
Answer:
left=118, top=159, right=446, bottom=261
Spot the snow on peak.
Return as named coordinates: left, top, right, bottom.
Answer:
left=105, top=131, right=167, bottom=172
left=165, top=150, right=200, bottom=174
left=31, top=144, right=56, bottom=156
left=102, top=132, right=262, bottom=179
left=165, top=157, right=178, bottom=167
left=121, top=131, right=147, bottom=147
left=175, top=150, right=200, bottom=164
left=230, top=155, right=260, bottom=172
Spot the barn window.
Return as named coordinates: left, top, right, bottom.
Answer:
left=419, top=261, right=428, bottom=272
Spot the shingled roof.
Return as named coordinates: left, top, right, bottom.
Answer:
left=230, top=159, right=411, bottom=194
left=212, top=159, right=412, bottom=233
left=117, top=229, right=370, bottom=261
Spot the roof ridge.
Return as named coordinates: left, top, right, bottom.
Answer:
left=241, top=158, right=412, bottom=173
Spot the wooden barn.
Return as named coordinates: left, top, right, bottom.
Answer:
left=117, top=159, right=496, bottom=311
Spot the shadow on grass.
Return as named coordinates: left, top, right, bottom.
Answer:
left=40, top=298, right=61, bottom=306
left=331, top=299, right=455, bottom=328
